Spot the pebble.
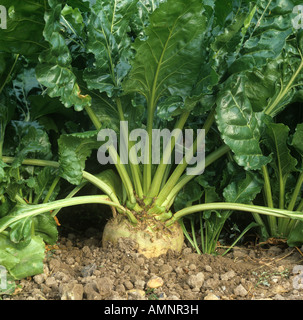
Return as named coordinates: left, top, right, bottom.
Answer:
left=84, top=283, right=101, bottom=300
left=234, top=284, right=248, bottom=297
left=45, top=277, right=58, bottom=289
left=221, top=270, right=236, bottom=281
left=49, top=258, right=60, bottom=271
left=147, top=276, right=164, bottom=289
left=205, top=265, right=212, bottom=272
left=66, top=257, right=75, bottom=265
left=189, top=264, right=197, bottom=271
left=204, top=293, right=220, bottom=300
left=95, top=277, right=113, bottom=296
left=33, top=274, right=45, bottom=285
left=134, top=280, right=146, bottom=290
left=124, top=280, right=134, bottom=290
left=61, top=282, right=84, bottom=300
left=127, top=289, right=146, bottom=300
left=187, top=272, right=204, bottom=289
left=82, top=246, right=92, bottom=257
left=81, top=263, right=97, bottom=277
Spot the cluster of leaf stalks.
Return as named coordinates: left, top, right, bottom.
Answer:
left=1, top=0, right=303, bottom=281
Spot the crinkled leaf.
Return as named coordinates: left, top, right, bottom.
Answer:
left=0, top=234, right=45, bottom=280
left=0, top=272, right=16, bottom=296
left=27, top=167, right=60, bottom=204
left=264, top=123, right=298, bottom=184
left=223, top=172, right=263, bottom=204
left=8, top=121, right=52, bottom=168
left=292, top=123, right=303, bottom=156
left=123, top=0, right=206, bottom=105
left=229, top=0, right=294, bottom=74
left=33, top=213, right=58, bottom=245
left=36, top=1, right=91, bottom=111
left=0, top=0, right=47, bottom=55
left=83, top=0, right=138, bottom=97
left=216, top=75, right=271, bottom=170
left=58, top=131, right=100, bottom=185
left=129, top=0, right=165, bottom=40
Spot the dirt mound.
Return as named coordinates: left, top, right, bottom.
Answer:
left=2, top=227, right=303, bottom=300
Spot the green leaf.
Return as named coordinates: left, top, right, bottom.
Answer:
left=123, top=0, right=206, bottom=105
left=58, top=131, right=100, bottom=185
left=36, top=1, right=91, bottom=111
left=287, top=221, right=303, bottom=247
left=83, top=0, right=138, bottom=97
left=216, top=75, right=271, bottom=170
left=95, top=169, right=123, bottom=202
left=292, top=123, right=303, bottom=156
left=223, top=172, right=263, bottom=204
left=229, top=0, right=294, bottom=73
left=174, top=181, right=203, bottom=213
left=28, top=95, right=73, bottom=120
left=0, top=272, right=16, bottom=296
left=0, top=234, right=45, bottom=280
left=28, top=167, right=60, bottom=204
left=0, top=1, right=47, bottom=55
left=264, top=123, right=298, bottom=185
left=33, top=213, right=58, bottom=245
left=9, top=121, right=52, bottom=168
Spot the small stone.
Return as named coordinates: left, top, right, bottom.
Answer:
left=95, top=277, right=113, bottom=296
left=81, top=263, right=97, bottom=277
left=161, top=264, right=173, bottom=274
left=33, top=274, right=45, bottom=285
left=127, top=289, right=146, bottom=300
left=234, top=284, right=248, bottom=297
left=187, top=272, right=205, bottom=289
left=175, top=267, right=183, bottom=274
left=273, top=285, right=288, bottom=294
left=66, top=257, right=74, bottom=265
left=204, top=293, right=220, bottom=300
left=65, top=239, right=73, bottom=247
left=61, top=283, right=84, bottom=300
left=147, top=276, right=164, bottom=289
left=123, top=280, right=134, bottom=290
left=49, top=258, right=60, bottom=271
left=115, top=284, right=126, bottom=294
left=189, top=264, right=197, bottom=271
left=134, top=280, right=146, bottom=290
left=84, top=283, right=101, bottom=300
left=204, top=278, right=219, bottom=288
left=205, top=265, right=212, bottom=272
left=45, top=277, right=58, bottom=289
left=221, top=270, right=236, bottom=281
left=82, top=246, right=91, bottom=257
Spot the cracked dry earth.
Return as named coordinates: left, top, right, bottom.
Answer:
left=3, top=225, right=303, bottom=301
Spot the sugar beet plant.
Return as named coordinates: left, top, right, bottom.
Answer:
left=1, top=0, right=303, bottom=281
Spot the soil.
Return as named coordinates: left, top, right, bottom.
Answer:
left=2, top=220, right=303, bottom=301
